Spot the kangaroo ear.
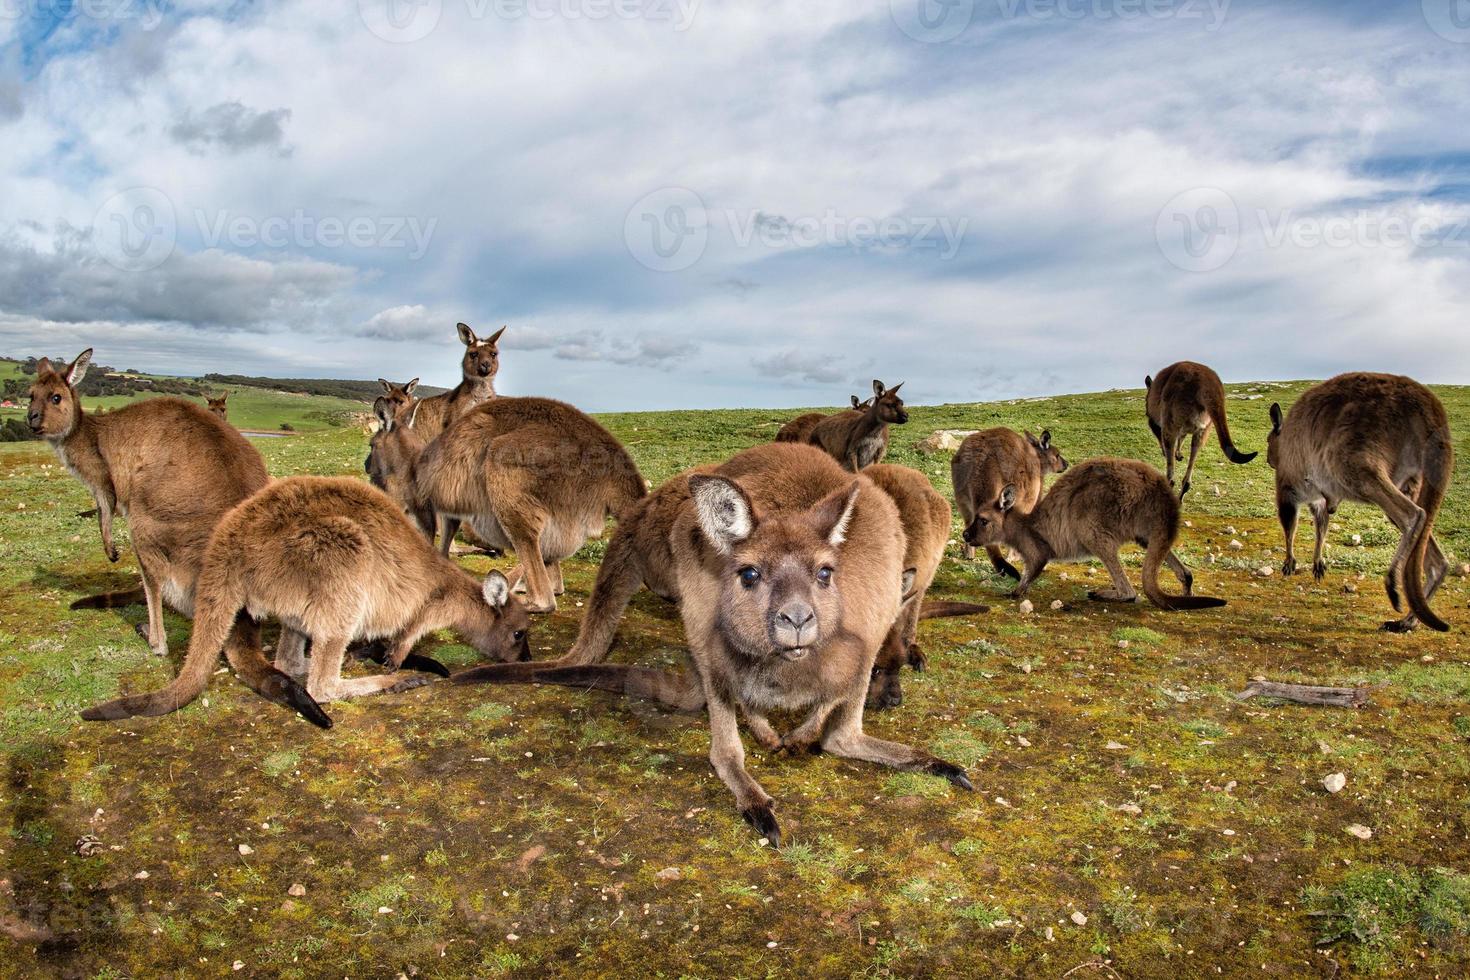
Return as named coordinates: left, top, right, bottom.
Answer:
left=811, top=481, right=861, bottom=547
left=690, top=475, right=757, bottom=553
left=378, top=378, right=393, bottom=393
left=65, top=349, right=93, bottom=388
left=900, top=567, right=918, bottom=599
left=456, top=322, right=477, bottom=346
left=1145, top=375, right=1152, bottom=389
left=851, top=395, right=861, bottom=408
left=1040, top=429, right=1051, bottom=449
left=482, top=570, right=510, bottom=610
left=887, top=382, right=903, bottom=397
left=485, top=325, right=506, bottom=346
left=374, top=397, right=395, bottom=431
left=36, top=357, right=54, bottom=376
left=999, top=484, right=1018, bottom=511
left=1025, top=430, right=1040, bottom=448
left=405, top=377, right=420, bottom=395
left=1269, top=403, right=1283, bottom=435
left=872, top=379, right=885, bottom=397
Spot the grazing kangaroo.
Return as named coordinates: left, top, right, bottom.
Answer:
left=452, top=443, right=974, bottom=845
left=412, top=397, right=647, bottom=612
left=863, top=463, right=988, bottom=710
left=27, top=350, right=275, bottom=658
left=952, top=428, right=1069, bottom=575
left=1144, top=361, right=1256, bottom=498
left=1267, top=374, right=1452, bottom=632
left=411, top=323, right=505, bottom=440
left=774, top=395, right=868, bottom=444
left=962, top=457, right=1226, bottom=612
left=807, top=381, right=908, bottom=471
left=205, top=392, right=229, bottom=420
left=81, top=477, right=532, bottom=727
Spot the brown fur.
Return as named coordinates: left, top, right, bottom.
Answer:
left=951, top=428, right=1069, bottom=576
left=863, top=463, right=986, bottom=710
left=411, top=396, right=647, bottom=612
left=28, top=350, right=272, bottom=657
left=409, top=323, right=505, bottom=441
left=80, top=477, right=532, bottom=727
left=366, top=394, right=435, bottom=535
left=205, top=392, right=228, bottom=420
left=806, top=381, right=908, bottom=471
left=451, top=443, right=974, bottom=845
left=1267, top=373, right=1452, bottom=632
left=1145, top=361, right=1256, bottom=498
left=962, top=457, right=1226, bottom=612
left=774, top=395, right=869, bottom=444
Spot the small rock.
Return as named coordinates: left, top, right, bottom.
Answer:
left=1116, top=639, right=1130, bottom=649
left=233, top=962, right=244, bottom=971
left=75, top=835, right=104, bottom=857
left=1050, top=599, right=1064, bottom=611
left=280, top=899, right=298, bottom=913
left=1345, top=824, right=1373, bottom=840
left=514, top=844, right=546, bottom=873
left=1212, top=484, right=1222, bottom=497
left=1018, top=599, right=1034, bottom=615
left=237, top=844, right=254, bottom=856
left=1105, top=741, right=1126, bottom=751
left=377, top=906, right=393, bottom=915
left=506, top=933, right=520, bottom=942
left=1045, top=926, right=1055, bottom=941
left=1255, top=566, right=1274, bottom=578
left=655, top=866, right=682, bottom=881
left=1228, top=540, right=1243, bottom=551
left=1117, top=803, right=1142, bottom=815
left=1183, top=519, right=1193, bottom=528
left=1224, top=526, right=1237, bottom=535
left=288, top=883, right=306, bottom=897
left=1221, top=828, right=1236, bottom=836
left=1342, top=583, right=1357, bottom=594
left=1322, top=772, right=1346, bottom=794
left=1456, top=563, right=1470, bottom=577
left=134, top=870, right=149, bottom=880
left=1070, top=911, right=1088, bottom=926
left=1016, top=736, right=1031, bottom=747
left=1350, top=534, right=1362, bottom=546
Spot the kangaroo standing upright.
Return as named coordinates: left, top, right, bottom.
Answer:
left=775, top=395, right=868, bottom=444
left=963, top=457, right=1226, bottom=612
left=411, top=397, right=647, bottom=612
left=1267, top=373, right=1452, bottom=632
left=1144, top=361, right=1256, bottom=498
left=27, top=350, right=277, bottom=659
left=205, top=392, right=229, bottom=421
left=807, top=380, right=908, bottom=471
left=952, top=428, right=1069, bottom=576
left=411, top=323, right=505, bottom=441
left=81, top=477, right=532, bottom=728
left=452, top=443, right=974, bottom=845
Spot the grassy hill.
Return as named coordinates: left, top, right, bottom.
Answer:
left=1, top=379, right=1467, bottom=977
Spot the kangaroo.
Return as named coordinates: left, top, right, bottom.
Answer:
left=411, top=323, right=505, bottom=440
left=806, top=381, right=908, bottom=471
left=28, top=350, right=276, bottom=658
left=774, top=395, right=869, bottom=444
left=1144, top=361, right=1256, bottom=498
left=962, top=457, right=1226, bottom=611
left=451, top=443, right=974, bottom=845
left=80, top=476, right=532, bottom=728
left=410, top=396, right=647, bottom=612
left=365, top=394, right=436, bottom=536
left=1267, top=374, right=1452, bottom=632
left=375, top=377, right=419, bottom=421
left=863, top=463, right=988, bottom=710
left=205, top=392, right=229, bottom=420
left=952, top=428, right=1069, bottom=576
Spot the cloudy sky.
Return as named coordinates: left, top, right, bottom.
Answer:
left=1, top=0, right=1467, bottom=410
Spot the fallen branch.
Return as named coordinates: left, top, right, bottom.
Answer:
left=1234, top=679, right=1384, bottom=708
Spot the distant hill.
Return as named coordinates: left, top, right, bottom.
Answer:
left=202, top=374, right=448, bottom=402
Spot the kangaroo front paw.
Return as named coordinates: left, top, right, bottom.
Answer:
left=1312, top=560, right=1327, bottom=581
left=740, top=802, right=781, bottom=847
left=1379, top=618, right=1416, bottom=634
left=1281, top=558, right=1297, bottom=576
left=925, top=758, right=974, bottom=792
left=906, top=643, right=927, bottom=672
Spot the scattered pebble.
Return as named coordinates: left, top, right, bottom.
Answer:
left=1070, top=911, right=1088, bottom=926
left=1117, top=803, right=1142, bottom=815
left=1116, top=639, right=1130, bottom=649
left=1016, top=736, right=1031, bottom=748
left=1045, top=926, right=1055, bottom=941
left=288, top=883, right=306, bottom=897
left=74, top=835, right=103, bottom=857
left=1457, top=563, right=1470, bottom=577
left=655, top=867, right=682, bottom=881
left=1350, top=534, right=1362, bottom=546
left=1050, top=599, right=1064, bottom=611
left=1228, top=540, right=1243, bottom=551
left=1342, top=583, right=1357, bottom=594
left=377, top=907, right=393, bottom=915
left=134, top=870, right=149, bottom=880
left=233, top=961, right=244, bottom=971
left=1224, top=526, right=1237, bottom=535
left=237, top=844, right=254, bottom=856
left=1322, top=773, right=1346, bottom=794
left=1345, top=824, right=1373, bottom=840
left=1105, top=741, right=1126, bottom=751
left=1255, top=566, right=1273, bottom=578
left=1017, top=599, right=1034, bottom=615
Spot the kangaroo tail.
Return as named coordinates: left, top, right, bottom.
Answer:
left=1207, top=389, right=1256, bottom=464
left=70, top=585, right=147, bottom=610
left=1406, top=436, right=1452, bottom=632
left=451, top=662, right=706, bottom=713
left=562, top=529, right=645, bottom=666
left=918, top=599, right=991, bottom=619
left=221, top=618, right=332, bottom=728
left=80, top=568, right=243, bottom=721
left=1141, top=536, right=1227, bottom=612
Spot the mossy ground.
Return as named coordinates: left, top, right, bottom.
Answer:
left=2, top=381, right=1469, bottom=978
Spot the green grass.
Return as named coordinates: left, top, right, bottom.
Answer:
left=2, top=378, right=1469, bottom=976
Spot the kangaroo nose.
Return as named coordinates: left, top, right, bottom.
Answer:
left=776, top=601, right=815, bottom=631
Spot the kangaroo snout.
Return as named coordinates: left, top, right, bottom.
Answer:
left=772, top=599, right=817, bottom=651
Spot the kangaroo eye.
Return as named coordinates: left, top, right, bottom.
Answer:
left=816, top=566, right=834, bottom=585
left=738, top=567, right=761, bottom=588
left=51, top=394, right=62, bottom=404
left=512, top=630, right=526, bottom=642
